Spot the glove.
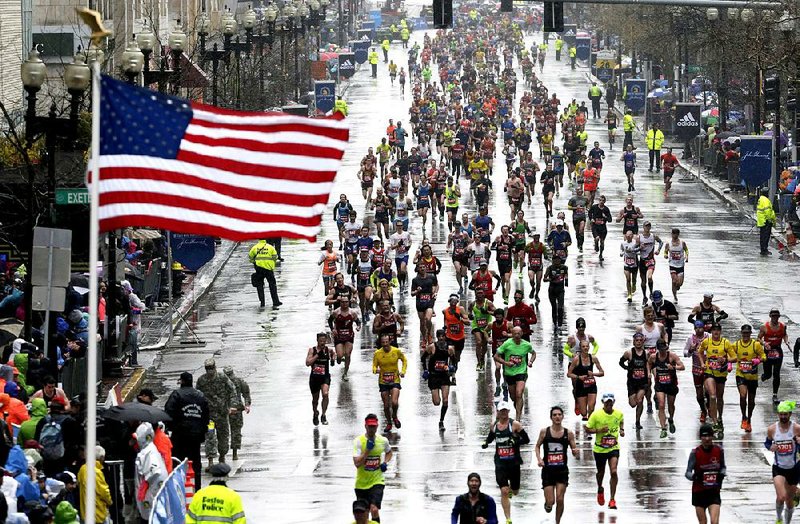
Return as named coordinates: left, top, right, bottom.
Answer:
left=753, top=358, right=761, bottom=366
left=481, top=442, right=489, bottom=449
left=380, top=462, right=388, bottom=472
left=366, top=439, right=375, bottom=450
left=727, top=362, right=733, bottom=372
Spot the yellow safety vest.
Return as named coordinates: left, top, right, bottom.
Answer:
left=569, top=47, right=576, bottom=57
left=756, top=195, right=776, bottom=227
left=554, top=39, right=563, bottom=50
left=249, top=241, right=277, bottom=271
left=381, top=39, right=390, bottom=51
left=186, top=484, right=246, bottom=524
left=334, top=99, right=348, bottom=116
left=368, top=52, right=379, bottom=65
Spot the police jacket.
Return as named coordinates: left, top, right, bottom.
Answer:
left=165, top=386, right=210, bottom=440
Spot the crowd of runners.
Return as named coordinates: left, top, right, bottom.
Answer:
left=308, top=7, right=800, bottom=524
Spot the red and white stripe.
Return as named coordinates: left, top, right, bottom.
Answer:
left=95, top=103, right=349, bottom=241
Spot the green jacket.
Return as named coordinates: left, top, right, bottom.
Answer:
left=248, top=240, right=278, bottom=271
left=19, top=397, right=47, bottom=443
left=368, top=51, right=379, bottom=65
left=756, top=195, right=776, bottom=227
left=646, top=129, right=665, bottom=150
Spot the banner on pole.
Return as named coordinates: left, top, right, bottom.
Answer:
left=575, top=36, right=591, bottom=61
left=353, top=40, right=370, bottom=64
left=315, top=80, right=336, bottom=114
left=739, top=135, right=773, bottom=187
left=625, top=78, right=646, bottom=112
left=149, top=460, right=188, bottom=524
left=561, top=24, right=577, bottom=46
left=339, top=53, right=356, bottom=78
left=674, top=103, right=702, bottom=139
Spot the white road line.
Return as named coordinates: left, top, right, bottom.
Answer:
left=291, top=457, right=320, bottom=476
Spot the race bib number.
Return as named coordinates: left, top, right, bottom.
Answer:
left=739, top=360, right=753, bottom=373
left=434, top=360, right=449, bottom=372
left=624, top=256, right=636, bottom=266
left=312, top=365, right=326, bottom=375
left=419, top=293, right=432, bottom=302
left=508, top=355, right=523, bottom=366
left=776, top=440, right=794, bottom=455
left=600, top=435, right=617, bottom=448
left=382, top=372, right=396, bottom=383
left=547, top=452, right=565, bottom=466
left=708, top=359, right=723, bottom=370
left=448, top=324, right=461, bottom=334
left=499, top=251, right=511, bottom=260
left=657, top=372, right=672, bottom=385
left=364, top=456, right=381, bottom=471
left=582, top=376, right=596, bottom=386
left=498, top=446, right=515, bottom=459
left=632, top=368, right=645, bottom=380
left=670, top=251, right=682, bottom=260
left=767, top=350, right=781, bottom=360
left=476, top=318, right=488, bottom=328
left=692, top=365, right=704, bottom=376
left=702, top=471, right=719, bottom=488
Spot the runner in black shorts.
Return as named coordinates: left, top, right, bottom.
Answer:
left=620, top=332, right=649, bottom=430
left=650, top=339, right=684, bottom=439
left=306, top=332, right=336, bottom=426
left=685, top=424, right=724, bottom=524
left=425, top=329, right=453, bottom=431
left=535, top=406, right=579, bottom=523
left=491, top=226, right=515, bottom=303
left=588, top=195, right=612, bottom=260
left=411, top=263, right=438, bottom=347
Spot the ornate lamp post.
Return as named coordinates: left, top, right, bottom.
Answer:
left=121, top=40, right=145, bottom=84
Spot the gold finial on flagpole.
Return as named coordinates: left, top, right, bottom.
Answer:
left=76, top=7, right=112, bottom=47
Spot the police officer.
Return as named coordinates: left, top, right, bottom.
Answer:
left=756, top=192, right=776, bottom=256
left=369, top=48, right=380, bottom=78
left=569, top=45, right=577, bottom=69
left=381, top=38, right=390, bottom=62
left=165, top=371, right=210, bottom=487
left=196, top=358, right=238, bottom=466
left=186, top=463, right=246, bottom=524
left=334, top=95, right=349, bottom=117
left=223, top=366, right=251, bottom=461
left=248, top=239, right=281, bottom=309
left=646, top=123, right=665, bottom=172
left=588, top=82, right=603, bottom=119
left=400, top=24, right=410, bottom=48
left=554, top=36, right=563, bottom=61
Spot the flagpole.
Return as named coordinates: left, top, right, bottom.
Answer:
left=85, top=61, right=101, bottom=524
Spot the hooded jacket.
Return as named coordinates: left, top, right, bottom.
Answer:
left=19, top=398, right=47, bottom=443
left=134, top=422, right=167, bottom=519
left=4, top=445, right=40, bottom=505
left=54, top=500, right=80, bottom=524
left=77, top=459, right=112, bottom=522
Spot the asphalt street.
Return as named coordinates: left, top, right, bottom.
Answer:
left=145, top=29, right=800, bottom=523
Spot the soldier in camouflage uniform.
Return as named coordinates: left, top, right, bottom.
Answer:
left=224, top=366, right=252, bottom=461
left=196, top=358, right=237, bottom=465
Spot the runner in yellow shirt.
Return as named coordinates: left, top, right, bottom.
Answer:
left=353, top=414, right=393, bottom=522
left=372, top=334, right=408, bottom=433
left=733, top=324, right=766, bottom=433
left=699, top=323, right=735, bottom=437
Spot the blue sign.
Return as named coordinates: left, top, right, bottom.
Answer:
left=352, top=40, right=370, bottom=64
left=150, top=461, right=188, bottom=524
left=369, top=9, right=382, bottom=26
left=575, top=37, right=591, bottom=61
left=625, top=78, right=646, bottom=112
left=739, top=136, right=773, bottom=187
left=597, top=68, right=612, bottom=83
left=339, top=52, right=356, bottom=79
left=561, top=24, right=577, bottom=46
left=315, top=81, right=336, bottom=114
left=171, top=233, right=216, bottom=272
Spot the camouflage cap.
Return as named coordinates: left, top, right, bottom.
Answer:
left=223, top=366, right=234, bottom=375
left=204, top=358, right=216, bottom=368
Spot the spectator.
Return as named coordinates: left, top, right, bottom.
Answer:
left=1, top=392, right=31, bottom=426
left=4, top=446, right=40, bottom=507
left=165, top=372, right=209, bottom=488
left=0, top=279, right=23, bottom=319
left=49, top=472, right=79, bottom=512
left=133, top=422, right=167, bottom=521
left=77, top=445, right=112, bottom=523
left=120, top=280, right=145, bottom=367
left=34, top=400, right=83, bottom=476
left=53, top=501, right=79, bottom=524
left=136, top=389, right=174, bottom=474
left=19, top=398, right=47, bottom=443
left=31, top=378, right=71, bottom=411
left=65, top=311, right=89, bottom=349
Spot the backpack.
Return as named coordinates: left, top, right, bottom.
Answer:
left=39, top=416, right=65, bottom=460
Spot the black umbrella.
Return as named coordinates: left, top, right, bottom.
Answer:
left=103, top=403, right=172, bottom=424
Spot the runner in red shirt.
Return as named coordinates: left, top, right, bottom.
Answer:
left=660, top=147, right=682, bottom=197
left=505, top=290, right=538, bottom=342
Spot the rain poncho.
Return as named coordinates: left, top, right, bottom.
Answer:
left=134, top=422, right=168, bottom=519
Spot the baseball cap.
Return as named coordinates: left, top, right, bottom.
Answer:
left=651, top=290, right=663, bottom=301
left=699, top=424, right=714, bottom=437
left=353, top=499, right=370, bottom=513
left=497, top=400, right=513, bottom=412
left=643, top=221, right=652, bottom=227
left=601, top=392, right=615, bottom=402
left=710, top=323, right=722, bottom=331
left=479, top=259, right=488, bottom=267
left=656, top=340, right=668, bottom=350
left=694, top=320, right=706, bottom=329
left=770, top=308, right=781, bottom=316
left=703, top=292, right=714, bottom=299
left=633, top=332, right=645, bottom=339
left=740, top=324, right=753, bottom=333
left=365, top=413, right=380, bottom=426
left=556, top=220, right=565, bottom=227
left=138, top=388, right=158, bottom=401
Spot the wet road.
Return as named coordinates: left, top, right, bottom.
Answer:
left=147, top=30, right=800, bottom=523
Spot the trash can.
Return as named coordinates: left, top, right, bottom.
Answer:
left=727, top=160, right=741, bottom=188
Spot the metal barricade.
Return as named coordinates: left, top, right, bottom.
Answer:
left=61, top=349, right=103, bottom=397
left=727, top=160, right=742, bottom=188
left=105, top=459, right=126, bottom=524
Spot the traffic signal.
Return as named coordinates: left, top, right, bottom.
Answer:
left=500, top=0, right=512, bottom=13
left=543, top=2, right=564, bottom=32
left=788, top=78, right=798, bottom=112
left=433, top=0, right=452, bottom=28
left=764, top=75, right=780, bottom=111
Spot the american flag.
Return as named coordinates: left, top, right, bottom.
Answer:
left=92, top=75, right=349, bottom=241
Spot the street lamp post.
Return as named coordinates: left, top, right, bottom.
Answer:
left=19, top=48, right=90, bottom=338
left=122, top=40, right=145, bottom=84
left=136, top=23, right=157, bottom=73
left=168, top=25, right=188, bottom=95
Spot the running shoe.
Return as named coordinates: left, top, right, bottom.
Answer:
left=313, top=413, right=319, bottom=426
left=608, top=499, right=617, bottom=510
left=529, top=289, right=535, bottom=299
left=384, top=423, right=392, bottom=433
left=544, top=503, right=553, bottom=513
left=740, top=418, right=746, bottom=430
left=635, top=422, right=643, bottom=430
left=320, top=414, right=328, bottom=425
left=393, top=417, right=401, bottom=429
left=669, top=419, right=676, bottom=434
left=642, top=297, right=648, bottom=306
left=597, top=488, right=605, bottom=506
left=342, top=372, right=349, bottom=382
left=646, top=402, right=653, bottom=414
left=627, top=293, right=632, bottom=303
left=660, top=428, right=667, bottom=439
left=744, top=420, right=752, bottom=433
left=494, top=386, right=502, bottom=397
left=699, top=412, right=707, bottom=423
left=575, top=406, right=581, bottom=416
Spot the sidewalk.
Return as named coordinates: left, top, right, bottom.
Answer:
left=584, top=70, right=794, bottom=255
left=103, top=240, right=239, bottom=402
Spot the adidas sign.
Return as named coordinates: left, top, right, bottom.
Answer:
left=676, top=112, right=698, bottom=127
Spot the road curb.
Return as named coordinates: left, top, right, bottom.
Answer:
left=120, top=367, right=147, bottom=403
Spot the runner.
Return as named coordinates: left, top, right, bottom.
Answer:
left=766, top=401, right=800, bottom=524
left=411, top=263, right=438, bottom=348
left=620, top=144, right=637, bottom=192
left=414, top=173, right=433, bottom=237
left=328, top=297, right=361, bottom=381
left=505, top=290, right=537, bottom=343
left=371, top=299, right=404, bottom=348
left=353, top=414, right=393, bottom=523
left=444, top=175, right=461, bottom=231
left=318, top=240, right=339, bottom=299
left=354, top=249, right=376, bottom=322
left=505, top=170, right=525, bottom=222
left=620, top=230, right=640, bottom=303
left=685, top=424, right=725, bottom=524
left=638, top=306, right=668, bottom=412
left=588, top=195, right=612, bottom=261
left=510, top=210, right=531, bottom=275
left=491, top=226, right=515, bottom=304
left=543, top=256, right=568, bottom=331
left=568, top=342, right=605, bottom=420
left=660, top=147, right=682, bottom=197
left=535, top=406, right=579, bottom=524
left=617, top=195, right=643, bottom=236
left=563, top=317, right=599, bottom=358
left=469, top=260, right=501, bottom=305
left=343, top=211, right=362, bottom=274
left=371, top=188, right=394, bottom=241
left=759, top=308, right=790, bottom=405
left=586, top=393, right=624, bottom=510
left=491, top=309, right=511, bottom=398
left=424, top=329, right=454, bottom=431
left=684, top=320, right=711, bottom=422
left=540, top=162, right=557, bottom=218
left=447, top=226, right=471, bottom=292
left=733, top=324, right=765, bottom=433
left=470, top=288, right=496, bottom=373
left=358, top=153, right=377, bottom=205
left=525, top=232, right=548, bottom=302
left=664, top=228, right=689, bottom=303
left=651, top=290, right=679, bottom=343
left=699, top=324, right=734, bottom=438
left=443, top=294, right=470, bottom=386
left=389, top=219, right=412, bottom=289
left=372, top=334, right=408, bottom=433
left=567, top=187, right=589, bottom=253
left=619, top=332, right=649, bottom=430
left=377, top=138, right=392, bottom=179
left=306, top=332, right=336, bottom=426
left=688, top=292, right=728, bottom=331
left=325, top=272, right=357, bottom=309
left=547, top=220, right=572, bottom=261
left=333, top=194, right=354, bottom=250
left=604, top=108, right=617, bottom=150
left=481, top=401, right=530, bottom=524
left=494, top=326, right=537, bottom=421
left=648, top=339, right=685, bottom=438
left=636, top=222, right=663, bottom=305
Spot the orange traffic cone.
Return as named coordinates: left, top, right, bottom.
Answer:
left=185, top=462, right=196, bottom=510
left=787, top=224, right=797, bottom=246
